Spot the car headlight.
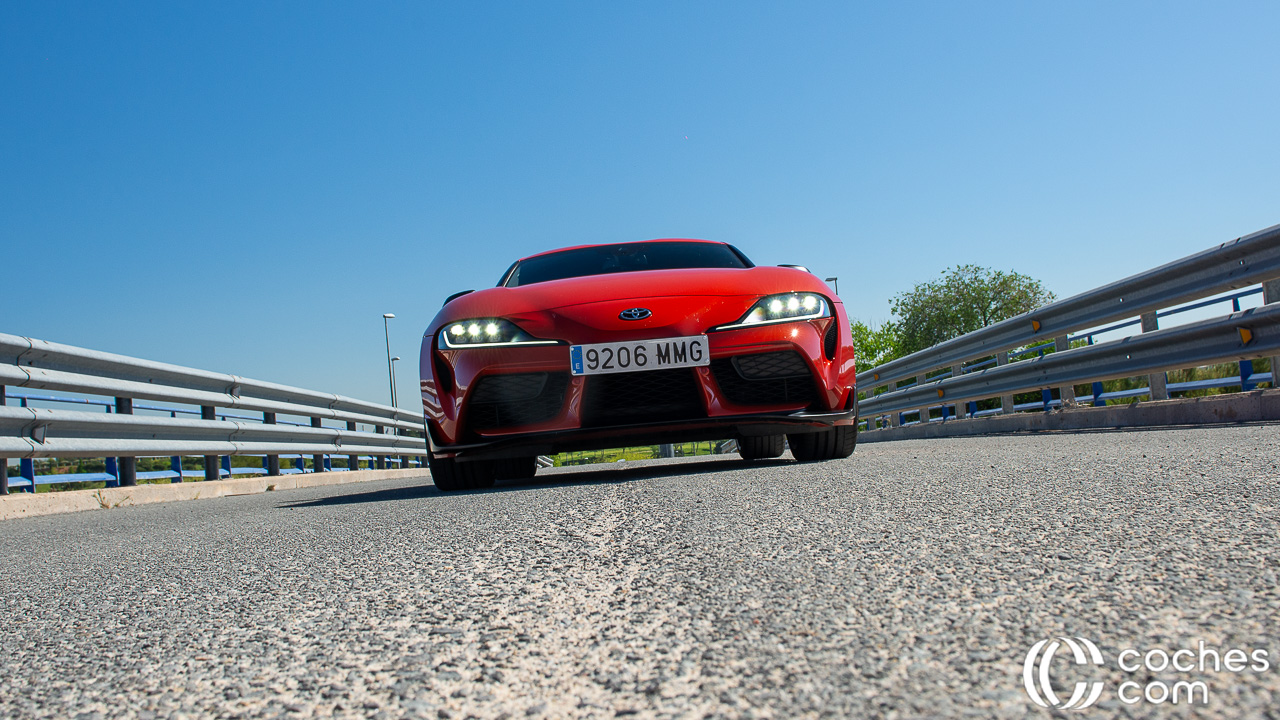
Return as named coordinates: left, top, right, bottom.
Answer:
left=437, top=318, right=560, bottom=349
left=712, top=292, right=830, bottom=330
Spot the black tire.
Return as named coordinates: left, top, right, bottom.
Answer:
left=495, top=456, right=537, bottom=480
left=787, top=425, right=857, bottom=462
left=738, top=435, right=786, bottom=460
left=428, top=454, right=497, bottom=492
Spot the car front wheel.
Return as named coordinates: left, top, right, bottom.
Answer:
left=428, top=455, right=497, bottom=492
left=495, top=456, right=537, bottom=480
left=787, top=425, right=856, bottom=462
left=738, top=435, right=786, bottom=460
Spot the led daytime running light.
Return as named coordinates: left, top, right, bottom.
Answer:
left=438, top=318, right=560, bottom=348
left=713, top=292, right=829, bottom=330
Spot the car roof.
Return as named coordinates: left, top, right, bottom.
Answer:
left=517, top=238, right=727, bottom=263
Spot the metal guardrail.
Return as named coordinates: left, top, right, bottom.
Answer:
left=862, top=305, right=1279, bottom=417
left=858, top=224, right=1280, bottom=427
left=891, top=370, right=1273, bottom=427
left=857, top=223, right=1280, bottom=392
left=0, top=333, right=427, bottom=493
left=0, top=335, right=424, bottom=431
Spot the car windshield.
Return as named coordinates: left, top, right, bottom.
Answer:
left=503, top=242, right=752, bottom=287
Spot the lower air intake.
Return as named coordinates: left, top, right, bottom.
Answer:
left=710, top=351, right=818, bottom=406
left=581, top=368, right=705, bottom=427
left=468, top=372, right=569, bottom=430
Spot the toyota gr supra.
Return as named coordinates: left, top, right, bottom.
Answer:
left=419, top=239, right=857, bottom=491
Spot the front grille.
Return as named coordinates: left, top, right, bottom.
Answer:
left=711, top=351, right=818, bottom=406
left=824, top=320, right=838, bottom=360
left=581, top=368, right=705, bottom=427
left=468, top=372, right=569, bottom=430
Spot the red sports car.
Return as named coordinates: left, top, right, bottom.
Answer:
left=419, top=239, right=857, bottom=490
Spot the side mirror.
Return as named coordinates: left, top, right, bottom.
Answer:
left=777, top=264, right=811, bottom=273
left=443, top=290, right=474, bottom=306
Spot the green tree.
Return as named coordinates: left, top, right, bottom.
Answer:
left=850, top=319, right=902, bottom=369
left=890, top=264, right=1055, bottom=355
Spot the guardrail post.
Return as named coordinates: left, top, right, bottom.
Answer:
left=104, top=456, right=119, bottom=487
left=950, top=366, right=966, bottom=418
left=882, top=382, right=900, bottom=427
left=376, top=425, right=386, bottom=469
left=168, top=410, right=183, bottom=483
left=1264, top=278, right=1280, bottom=388
left=1230, top=296, right=1257, bottom=390
left=996, top=352, right=1015, bottom=413
left=0, top=384, right=7, bottom=495
left=263, top=412, right=281, bottom=476
left=114, top=397, right=137, bottom=486
left=310, top=417, right=325, bottom=472
left=1053, top=336, right=1076, bottom=406
left=1140, top=312, right=1169, bottom=400
left=1240, top=360, right=1256, bottom=391
left=20, top=458, right=35, bottom=492
left=346, top=421, right=359, bottom=470
left=202, top=406, right=219, bottom=481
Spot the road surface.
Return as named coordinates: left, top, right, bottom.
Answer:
left=2, top=425, right=1277, bottom=719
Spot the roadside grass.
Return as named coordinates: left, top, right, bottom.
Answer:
left=553, top=441, right=729, bottom=467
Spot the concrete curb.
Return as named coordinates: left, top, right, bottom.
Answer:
left=859, top=388, right=1280, bottom=443
left=0, top=468, right=432, bottom=521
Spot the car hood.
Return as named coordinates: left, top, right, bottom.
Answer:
left=427, top=266, right=832, bottom=338
left=447, top=266, right=819, bottom=314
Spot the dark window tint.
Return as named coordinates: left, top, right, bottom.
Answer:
left=504, top=242, right=752, bottom=287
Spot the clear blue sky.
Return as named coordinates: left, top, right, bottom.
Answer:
left=3, top=1, right=1278, bottom=407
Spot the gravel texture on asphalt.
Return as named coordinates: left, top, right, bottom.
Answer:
left=1, top=425, right=1278, bottom=719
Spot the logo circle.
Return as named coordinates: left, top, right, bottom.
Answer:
left=1022, top=637, right=1106, bottom=710
left=619, top=308, right=652, bottom=321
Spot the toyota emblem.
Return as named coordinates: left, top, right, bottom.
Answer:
left=619, top=308, right=652, bottom=321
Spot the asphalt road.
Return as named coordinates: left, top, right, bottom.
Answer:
left=2, top=425, right=1278, bottom=719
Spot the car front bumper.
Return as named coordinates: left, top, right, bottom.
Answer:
left=421, top=314, right=857, bottom=459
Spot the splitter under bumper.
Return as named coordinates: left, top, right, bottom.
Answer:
left=429, top=404, right=858, bottom=462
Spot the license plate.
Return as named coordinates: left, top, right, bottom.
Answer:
left=570, top=335, right=709, bottom=376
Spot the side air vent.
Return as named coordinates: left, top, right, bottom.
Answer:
left=433, top=351, right=454, bottom=393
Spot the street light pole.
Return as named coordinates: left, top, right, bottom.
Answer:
left=390, top=357, right=400, bottom=408
left=825, top=277, right=839, bottom=295
left=383, top=313, right=396, bottom=407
